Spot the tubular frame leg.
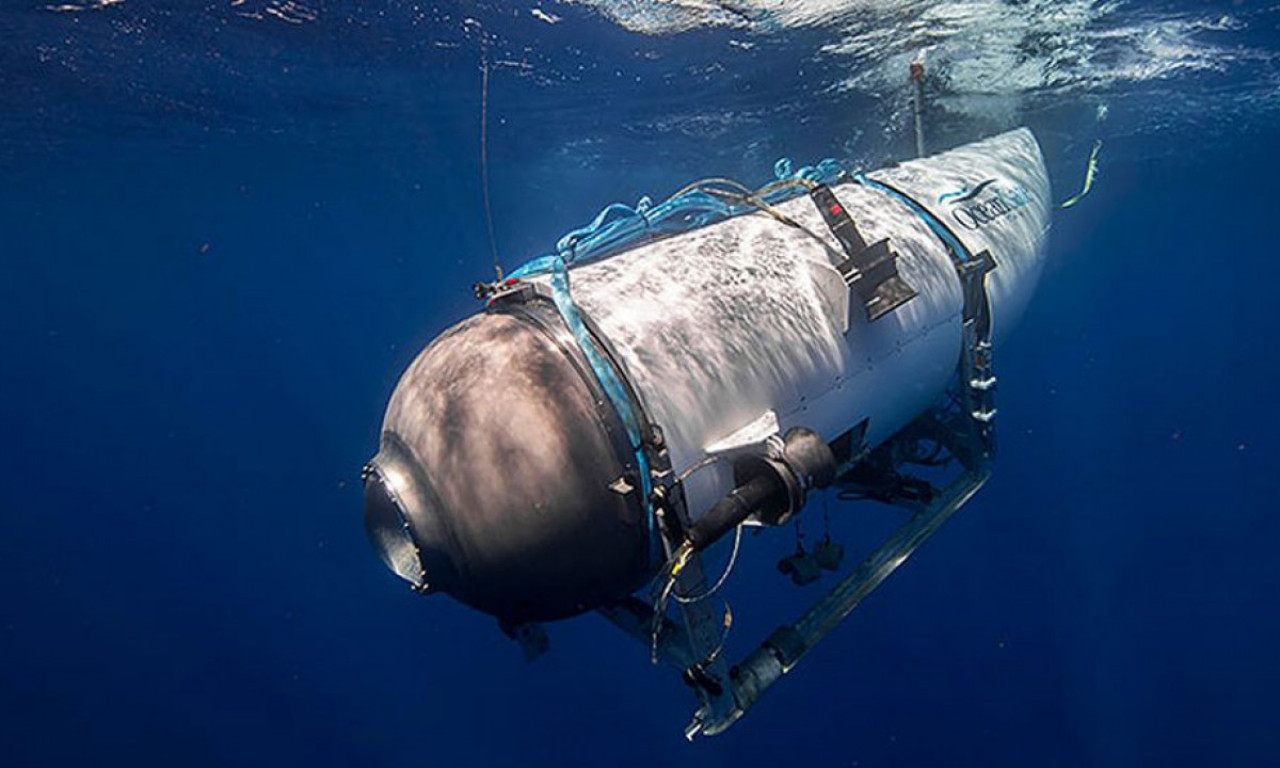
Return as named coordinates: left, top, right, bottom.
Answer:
left=689, top=465, right=989, bottom=737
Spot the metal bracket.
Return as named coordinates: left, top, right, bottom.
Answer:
left=809, top=184, right=918, bottom=322
left=836, top=239, right=919, bottom=322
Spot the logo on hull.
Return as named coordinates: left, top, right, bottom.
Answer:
left=937, top=178, right=1031, bottom=231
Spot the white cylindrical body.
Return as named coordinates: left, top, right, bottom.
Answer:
left=568, top=128, right=1051, bottom=517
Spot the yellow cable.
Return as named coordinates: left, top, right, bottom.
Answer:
left=1060, top=139, right=1103, bottom=209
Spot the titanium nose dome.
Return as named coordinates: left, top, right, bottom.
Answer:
left=362, top=307, right=654, bottom=624
left=362, top=445, right=458, bottom=593
left=362, top=464, right=423, bottom=588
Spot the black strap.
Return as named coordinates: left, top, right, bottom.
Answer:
left=810, top=184, right=868, bottom=255
left=809, top=185, right=918, bottom=322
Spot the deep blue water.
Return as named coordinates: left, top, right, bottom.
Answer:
left=3, top=1, right=1280, bottom=766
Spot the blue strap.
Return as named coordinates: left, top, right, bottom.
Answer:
left=855, top=174, right=974, bottom=264
left=502, top=158, right=851, bottom=565
left=514, top=157, right=845, bottom=273
left=519, top=255, right=658, bottom=558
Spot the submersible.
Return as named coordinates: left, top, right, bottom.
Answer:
left=363, top=128, right=1051, bottom=736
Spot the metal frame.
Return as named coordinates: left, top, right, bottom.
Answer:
left=685, top=387, right=993, bottom=737
left=599, top=234, right=1000, bottom=737
left=601, top=378, right=993, bottom=737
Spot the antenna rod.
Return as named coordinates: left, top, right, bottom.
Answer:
left=909, top=58, right=926, bottom=158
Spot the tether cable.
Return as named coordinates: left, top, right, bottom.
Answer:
left=479, top=47, right=502, bottom=280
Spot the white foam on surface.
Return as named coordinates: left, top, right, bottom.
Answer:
left=565, top=0, right=1275, bottom=126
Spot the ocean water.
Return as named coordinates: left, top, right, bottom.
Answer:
left=2, top=1, right=1279, bottom=766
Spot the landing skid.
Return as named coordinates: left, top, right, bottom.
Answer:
left=689, top=412, right=991, bottom=737
left=600, top=321, right=997, bottom=737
